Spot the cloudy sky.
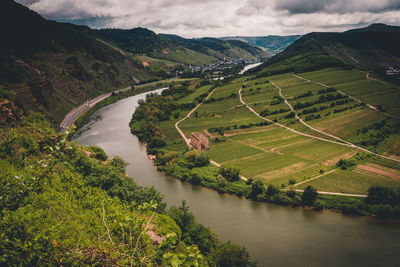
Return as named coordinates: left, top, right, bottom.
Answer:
left=16, top=0, right=400, bottom=37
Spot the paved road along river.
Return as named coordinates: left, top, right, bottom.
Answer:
left=73, top=89, right=400, bottom=267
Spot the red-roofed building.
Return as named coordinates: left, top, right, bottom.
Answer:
left=190, top=132, right=209, bottom=150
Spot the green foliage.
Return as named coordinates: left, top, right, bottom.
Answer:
left=110, top=156, right=129, bottom=173
left=184, top=150, right=210, bottom=167
left=167, top=201, right=255, bottom=266
left=218, top=166, right=240, bottom=182
left=89, top=145, right=108, bottom=161
left=366, top=186, right=400, bottom=205
left=302, top=186, right=318, bottom=206
left=212, top=241, right=255, bottom=267
left=0, top=116, right=224, bottom=265
left=267, top=184, right=279, bottom=196
left=250, top=179, right=265, bottom=199
left=336, top=158, right=356, bottom=170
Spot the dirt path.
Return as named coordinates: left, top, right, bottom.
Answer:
left=364, top=71, right=388, bottom=85
left=272, top=80, right=357, bottom=147
left=174, top=87, right=218, bottom=147
left=293, top=169, right=337, bottom=187
left=292, top=189, right=367, bottom=198
left=174, top=87, right=250, bottom=181
left=293, top=73, right=399, bottom=119
left=239, top=87, right=359, bottom=147
left=239, top=85, right=400, bottom=163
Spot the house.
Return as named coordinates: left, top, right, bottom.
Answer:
left=386, top=67, right=400, bottom=75
left=190, top=132, right=209, bottom=150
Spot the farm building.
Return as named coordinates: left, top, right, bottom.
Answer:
left=190, top=132, right=209, bottom=150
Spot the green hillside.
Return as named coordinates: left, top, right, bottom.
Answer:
left=0, top=108, right=254, bottom=266
left=161, top=34, right=268, bottom=61
left=0, top=0, right=172, bottom=124
left=252, top=24, right=400, bottom=77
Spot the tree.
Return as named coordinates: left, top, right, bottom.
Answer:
left=246, top=178, right=253, bottom=185
left=110, top=156, right=128, bottom=173
left=218, top=166, right=240, bottom=182
left=267, top=184, right=279, bottom=196
left=212, top=241, right=255, bottom=267
left=184, top=150, right=209, bottom=167
left=366, top=186, right=393, bottom=204
left=302, top=186, right=318, bottom=206
left=89, top=146, right=107, bottom=161
left=249, top=179, right=264, bottom=199
left=190, top=173, right=202, bottom=185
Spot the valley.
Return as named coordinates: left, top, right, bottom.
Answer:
left=2, top=0, right=400, bottom=265
left=161, top=67, right=400, bottom=196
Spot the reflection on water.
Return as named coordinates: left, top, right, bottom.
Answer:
left=74, top=90, right=400, bottom=267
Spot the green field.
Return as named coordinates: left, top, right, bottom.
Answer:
left=299, top=68, right=400, bottom=114
left=160, top=68, right=400, bottom=194
left=296, top=169, right=400, bottom=194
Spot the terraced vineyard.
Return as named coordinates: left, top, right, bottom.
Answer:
left=162, top=68, right=400, bottom=195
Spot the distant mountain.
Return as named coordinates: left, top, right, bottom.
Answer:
left=96, top=30, right=268, bottom=65
left=251, top=23, right=400, bottom=76
left=0, top=0, right=267, bottom=123
left=220, top=35, right=301, bottom=56
left=160, top=34, right=268, bottom=61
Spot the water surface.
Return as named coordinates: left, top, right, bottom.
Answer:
left=74, top=90, right=400, bottom=266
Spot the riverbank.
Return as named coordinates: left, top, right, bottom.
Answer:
left=62, top=78, right=198, bottom=136
left=73, top=87, right=400, bottom=266
left=128, top=79, right=400, bottom=219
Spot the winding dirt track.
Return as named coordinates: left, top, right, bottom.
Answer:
left=173, top=82, right=394, bottom=196
left=293, top=73, right=400, bottom=120
left=174, top=87, right=218, bottom=147
left=293, top=73, right=378, bottom=111
left=239, top=84, right=400, bottom=163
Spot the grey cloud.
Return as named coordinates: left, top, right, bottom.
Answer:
left=14, top=0, right=400, bottom=37
left=16, top=0, right=39, bottom=5
left=274, top=0, right=400, bottom=14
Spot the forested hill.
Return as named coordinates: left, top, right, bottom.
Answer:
left=158, top=34, right=268, bottom=61
left=95, top=29, right=268, bottom=64
left=0, top=0, right=266, bottom=125
left=0, top=0, right=160, bottom=124
left=251, top=23, right=400, bottom=77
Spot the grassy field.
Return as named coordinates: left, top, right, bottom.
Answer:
left=296, top=168, right=400, bottom=194
left=299, top=68, right=400, bottom=114
left=159, top=68, right=400, bottom=194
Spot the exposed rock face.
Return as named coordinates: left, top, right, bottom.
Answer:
left=0, top=100, right=23, bottom=125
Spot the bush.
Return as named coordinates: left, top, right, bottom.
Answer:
left=288, top=178, right=296, bottom=185
left=302, top=186, right=318, bottom=206
left=184, top=150, right=209, bottom=167
left=218, top=166, right=240, bottom=182
left=366, top=186, right=394, bottom=205
left=89, top=146, right=107, bottom=161
left=336, top=158, right=356, bottom=170
left=148, top=137, right=166, bottom=149
left=110, top=156, right=128, bottom=173
left=313, top=200, right=324, bottom=211
left=249, top=179, right=265, bottom=199
left=286, top=189, right=296, bottom=198
left=267, top=184, right=279, bottom=196
left=246, top=178, right=253, bottom=185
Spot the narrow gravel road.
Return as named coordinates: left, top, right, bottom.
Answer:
left=239, top=85, right=400, bottom=163
left=293, top=73, right=399, bottom=119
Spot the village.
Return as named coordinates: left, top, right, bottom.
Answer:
left=187, top=58, right=258, bottom=74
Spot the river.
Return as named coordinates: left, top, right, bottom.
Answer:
left=239, top=63, right=263, bottom=74
left=73, top=89, right=400, bottom=266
